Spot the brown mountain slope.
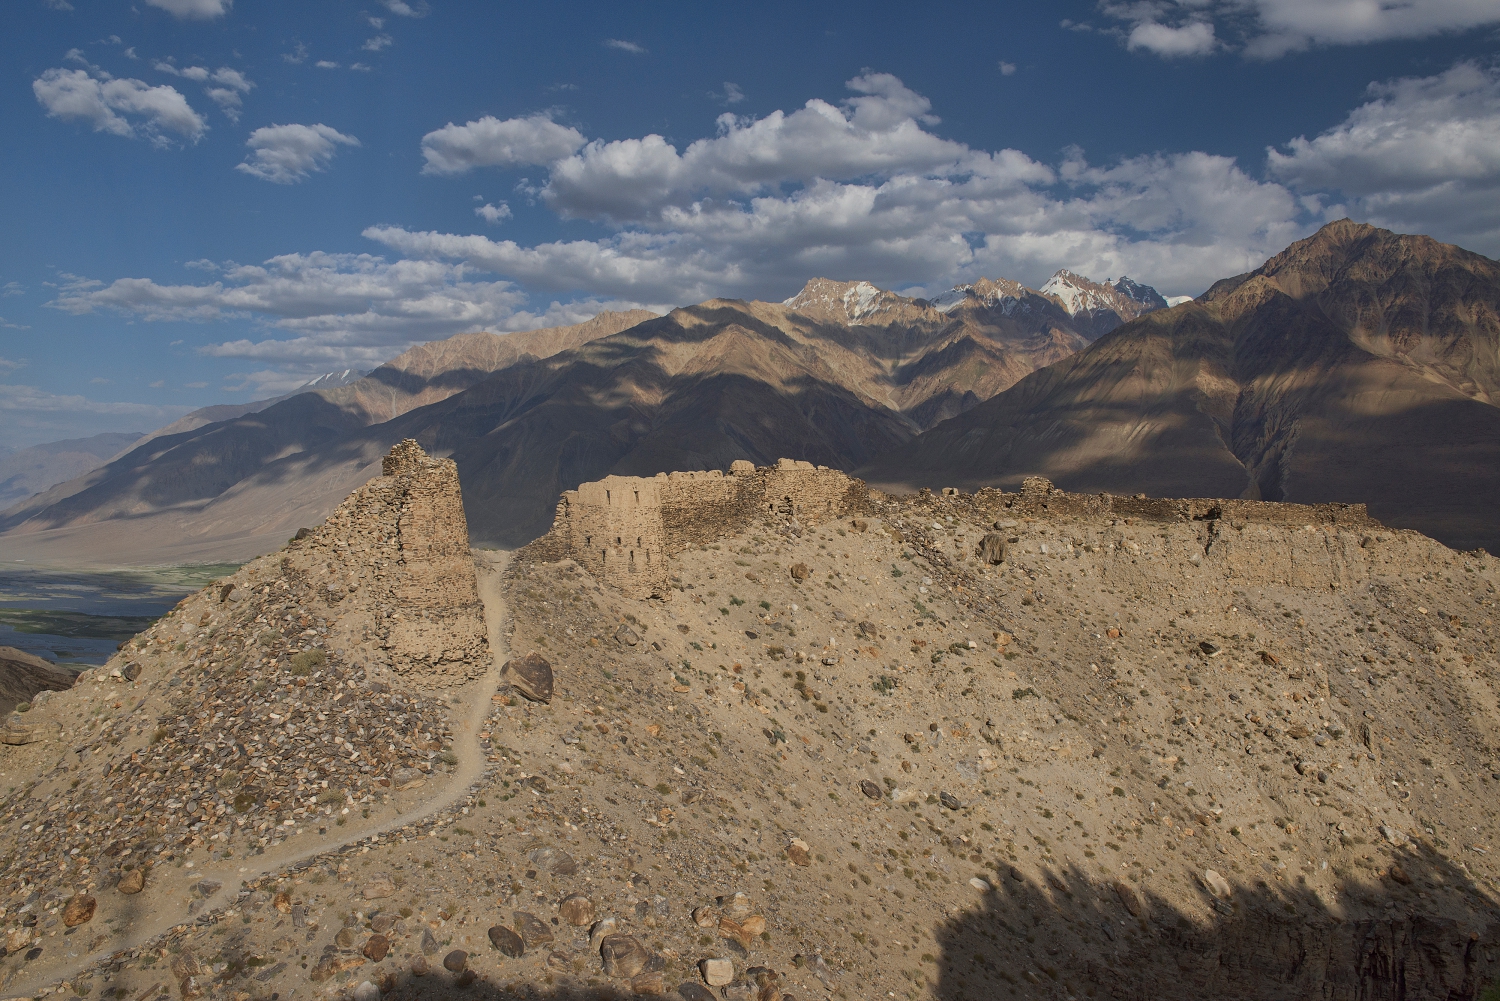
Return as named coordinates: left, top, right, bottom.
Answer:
left=0, top=433, right=144, bottom=508
left=0, top=277, right=1159, bottom=564
left=861, top=220, right=1500, bottom=553
left=0, top=311, right=655, bottom=558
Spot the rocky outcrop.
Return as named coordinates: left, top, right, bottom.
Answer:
left=0, top=647, right=74, bottom=716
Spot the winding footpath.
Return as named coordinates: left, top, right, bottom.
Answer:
left=6, top=550, right=513, bottom=999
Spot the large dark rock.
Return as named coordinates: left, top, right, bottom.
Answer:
left=502, top=652, right=553, bottom=703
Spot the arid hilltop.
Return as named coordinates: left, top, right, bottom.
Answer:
left=1, top=444, right=1497, bottom=1001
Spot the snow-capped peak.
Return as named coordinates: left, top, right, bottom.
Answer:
left=1040, top=270, right=1167, bottom=317
left=300, top=369, right=367, bottom=390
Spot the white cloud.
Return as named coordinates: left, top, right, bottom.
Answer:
left=42, top=252, right=662, bottom=381
left=33, top=67, right=207, bottom=144
left=363, top=34, right=393, bottom=52
left=603, top=39, right=647, bottom=54
left=46, top=0, right=74, bottom=9
left=1127, top=20, right=1217, bottom=56
left=381, top=0, right=429, bottom=15
left=144, top=0, right=231, bottom=19
left=368, top=16, right=385, bottom=29
left=998, top=61, right=1017, bottom=75
left=154, top=61, right=209, bottom=81
left=715, top=82, right=746, bottom=105
left=315, top=60, right=340, bottom=69
left=474, top=201, right=512, bottom=224
left=1, top=283, right=24, bottom=297
left=0, top=357, right=23, bottom=369
left=1098, top=0, right=1500, bottom=59
left=282, top=42, right=308, bottom=65
left=420, top=114, right=586, bottom=175
left=0, top=382, right=190, bottom=449
left=0, top=317, right=29, bottom=330
left=540, top=72, right=965, bottom=223
left=349, top=63, right=373, bottom=72
left=123, top=46, right=138, bottom=59
left=236, top=124, right=360, bottom=184
left=1268, top=61, right=1500, bottom=251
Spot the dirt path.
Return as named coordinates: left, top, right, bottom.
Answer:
left=6, top=550, right=513, bottom=998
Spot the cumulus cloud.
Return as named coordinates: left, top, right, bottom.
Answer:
left=315, top=60, right=340, bottom=69
left=155, top=63, right=254, bottom=121
left=236, top=124, right=360, bottom=184
left=2, top=283, right=24, bottom=297
left=363, top=34, right=393, bottom=52
left=474, top=201, right=512, bottom=224
left=420, top=114, right=586, bottom=175
left=998, top=61, right=1017, bottom=75
left=144, top=0, right=231, bottom=19
left=381, top=0, right=429, bottom=15
left=33, top=67, right=207, bottom=144
left=714, top=82, right=746, bottom=105
left=540, top=73, right=966, bottom=223
left=1127, top=20, right=1216, bottom=56
left=1098, top=0, right=1500, bottom=58
left=51, top=64, right=1500, bottom=381
left=44, top=251, right=660, bottom=381
left=1268, top=61, right=1500, bottom=250
left=603, top=39, right=646, bottom=54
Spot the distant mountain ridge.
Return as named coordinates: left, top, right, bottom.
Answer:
left=861, top=220, right=1500, bottom=553
left=0, top=433, right=146, bottom=508
left=0, top=270, right=1165, bottom=562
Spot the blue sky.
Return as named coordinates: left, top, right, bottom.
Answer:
left=2, top=0, right=1499, bottom=448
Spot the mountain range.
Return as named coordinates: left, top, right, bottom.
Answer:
left=863, top=220, right=1500, bottom=552
left=2, top=225, right=1496, bottom=561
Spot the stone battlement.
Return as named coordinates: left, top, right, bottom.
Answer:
left=530, top=458, right=868, bottom=597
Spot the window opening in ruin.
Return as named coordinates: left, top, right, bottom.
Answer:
left=606, top=490, right=611, bottom=504
left=637, top=536, right=642, bottom=547
left=617, top=536, right=622, bottom=545
left=634, top=490, right=640, bottom=503
left=601, top=549, right=607, bottom=561
left=586, top=536, right=592, bottom=547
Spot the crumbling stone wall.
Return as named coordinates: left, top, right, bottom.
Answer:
left=535, top=458, right=869, bottom=597
left=294, top=439, right=488, bottom=686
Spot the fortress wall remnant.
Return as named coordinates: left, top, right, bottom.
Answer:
left=305, top=439, right=488, bottom=685
left=540, top=458, right=869, bottom=597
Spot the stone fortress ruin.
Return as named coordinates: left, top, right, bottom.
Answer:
left=286, top=438, right=489, bottom=684
left=533, top=458, right=868, bottom=597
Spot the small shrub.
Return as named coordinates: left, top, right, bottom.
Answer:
left=290, top=648, right=326, bottom=675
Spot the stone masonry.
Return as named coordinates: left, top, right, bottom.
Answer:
left=532, top=458, right=869, bottom=597
left=291, top=439, right=489, bottom=685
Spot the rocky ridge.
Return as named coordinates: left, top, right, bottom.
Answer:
left=0, top=456, right=1498, bottom=1000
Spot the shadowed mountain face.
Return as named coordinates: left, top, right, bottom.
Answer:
left=861, top=220, right=1500, bottom=553
left=0, top=281, right=1153, bottom=562
left=0, top=311, right=657, bottom=560
left=0, top=432, right=144, bottom=508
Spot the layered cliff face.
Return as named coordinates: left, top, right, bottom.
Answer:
left=863, top=220, right=1500, bottom=554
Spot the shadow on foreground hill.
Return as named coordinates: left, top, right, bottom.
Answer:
left=164, top=845, right=1498, bottom=1001
left=932, top=840, right=1500, bottom=1001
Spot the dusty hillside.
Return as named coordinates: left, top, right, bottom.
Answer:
left=3, top=452, right=1495, bottom=1001
left=864, top=220, right=1500, bottom=554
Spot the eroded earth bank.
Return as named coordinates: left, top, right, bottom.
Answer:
left=2, top=444, right=1498, bottom=1001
